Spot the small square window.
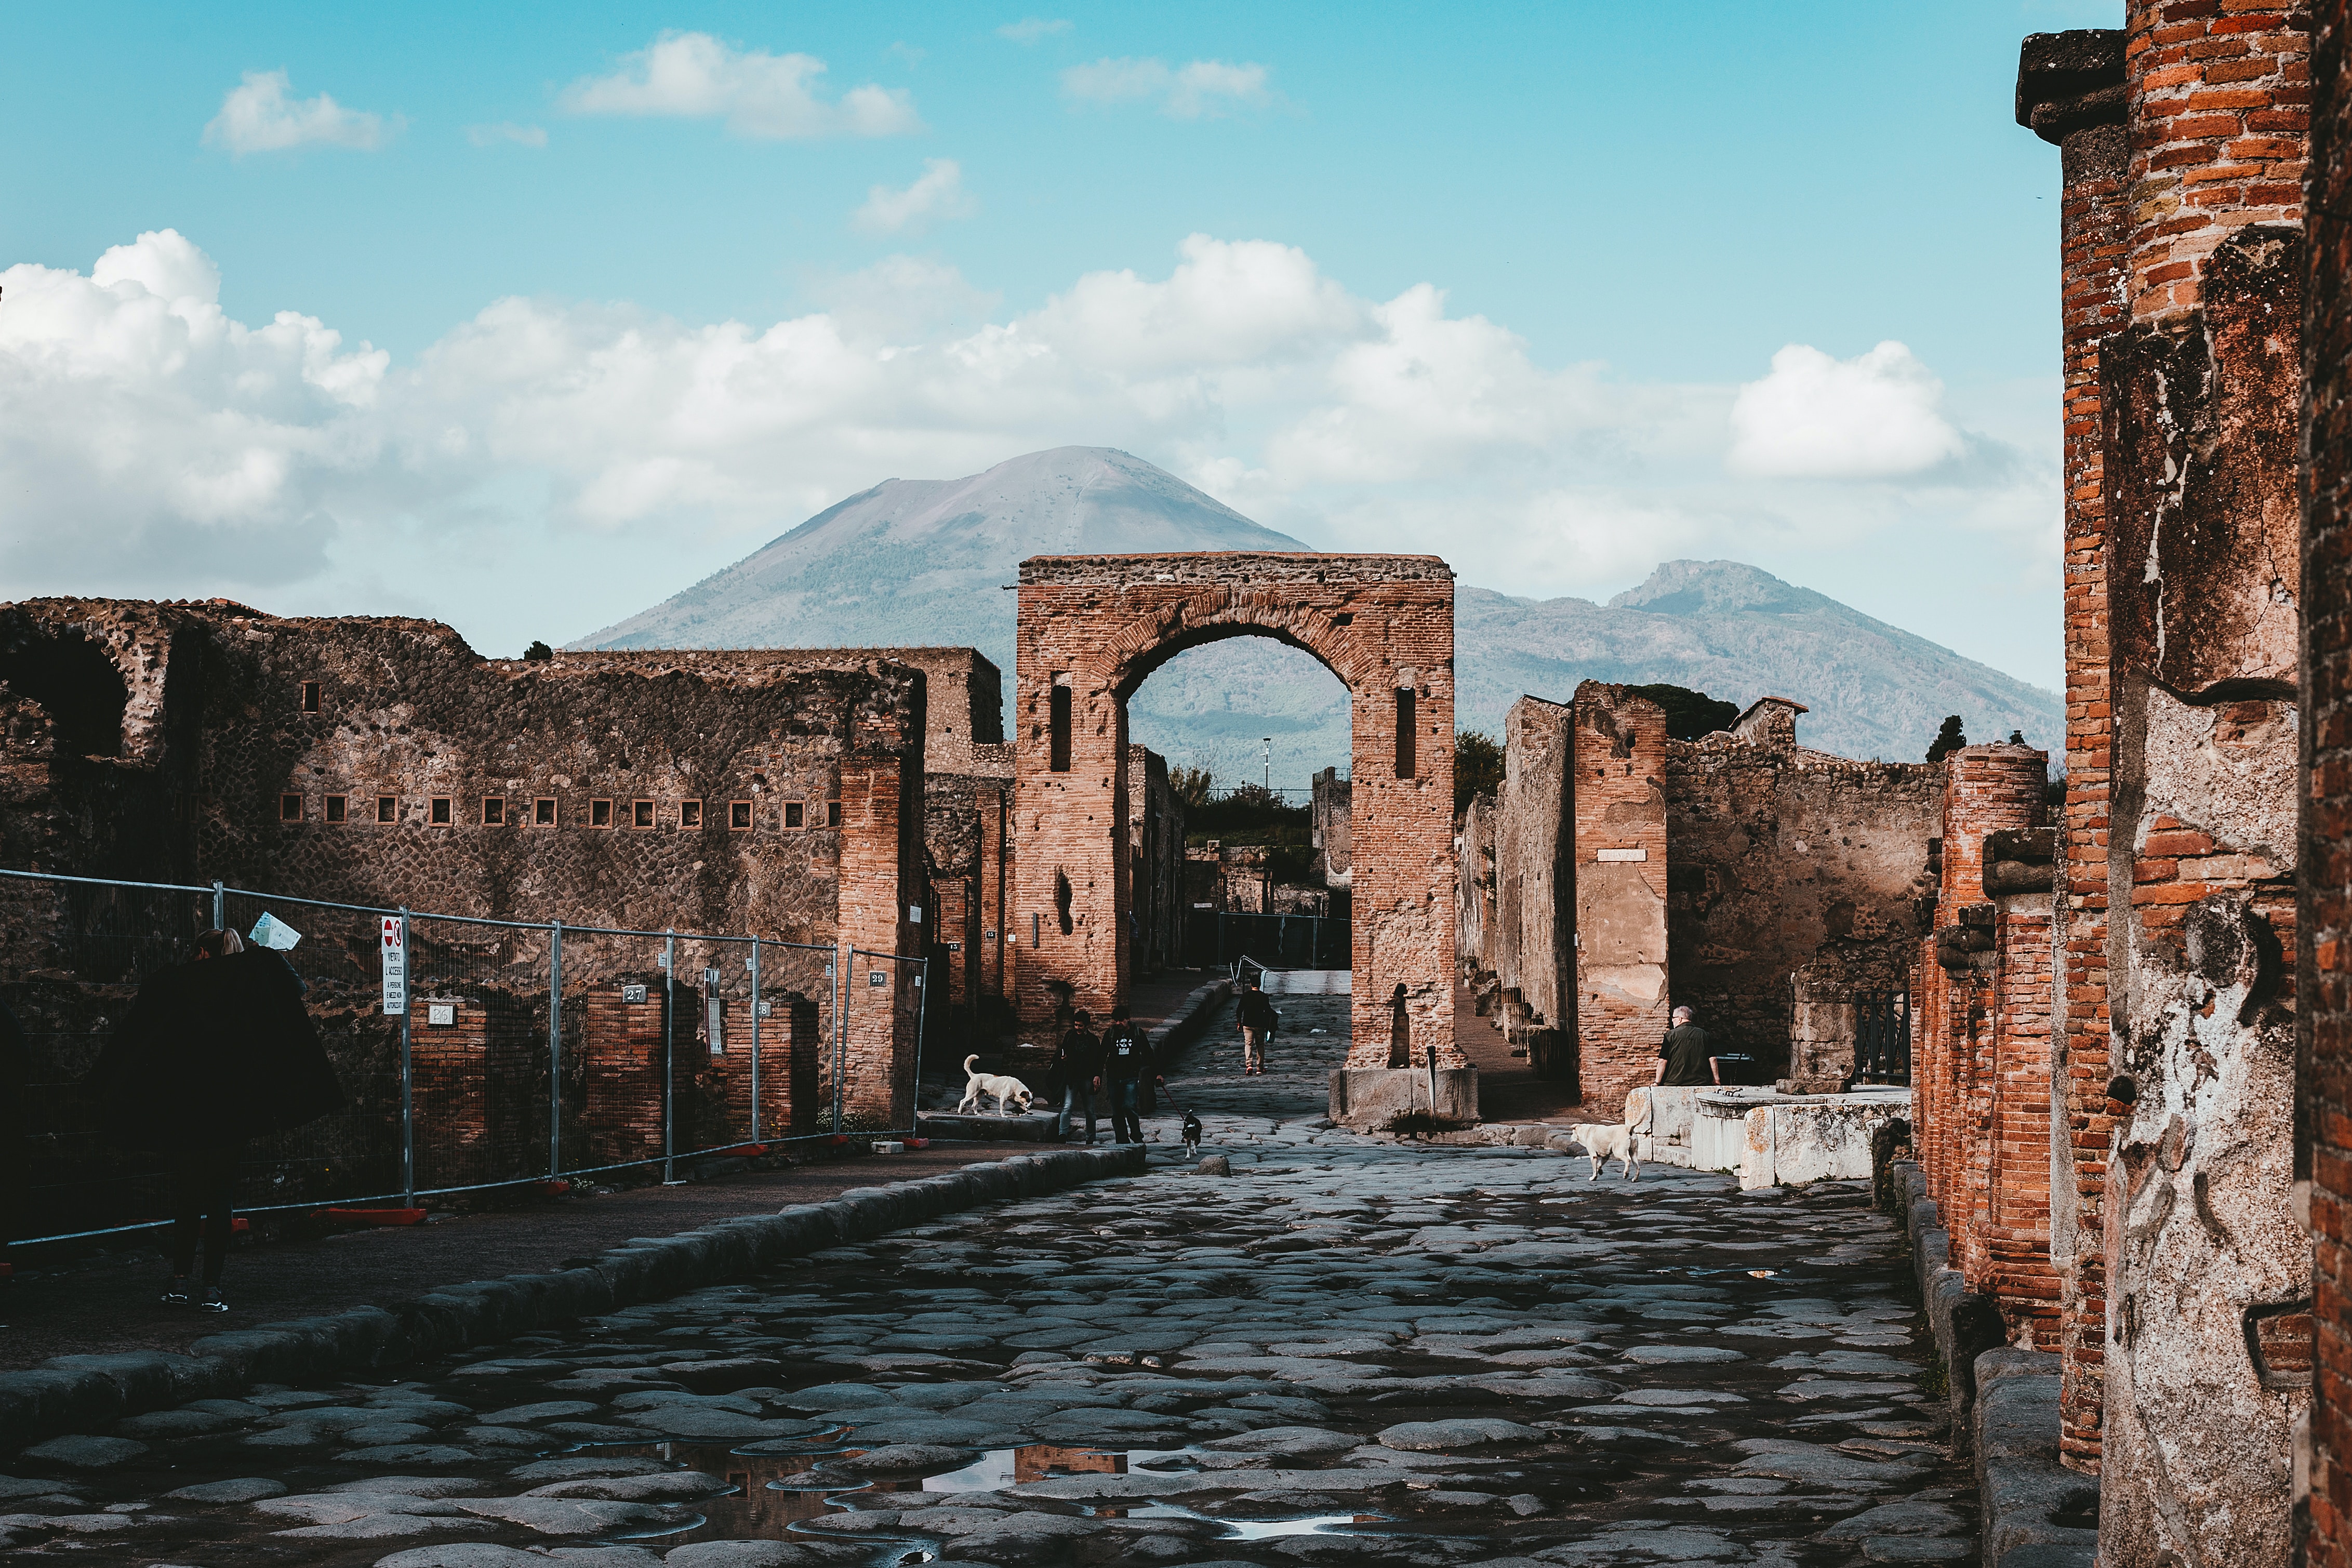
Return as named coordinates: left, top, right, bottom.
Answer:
left=534, top=797, right=557, bottom=827
left=376, top=795, right=398, bottom=824
left=785, top=801, right=805, bottom=830
left=325, top=794, right=348, bottom=824
left=300, top=681, right=321, bottom=714
left=680, top=800, right=703, bottom=829
left=279, top=793, right=303, bottom=823
left=590, top=799, right=614, bottom=829
left=827, top=800, right=842, bottom=829
left=729, top=800, right=753, bottom=831
left=483, top=796, right=506, bottom=825
left=429, top=796, right=452, bottom=826
left=633, top=799, right=656, bottom=829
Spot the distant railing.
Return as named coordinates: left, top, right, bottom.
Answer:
left=1852, top=990, right=1912, bottom=1085
left=0, top=866, right=928, bottom=1250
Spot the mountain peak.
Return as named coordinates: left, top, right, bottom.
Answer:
left=1607, top=560, right=1828, bottom=617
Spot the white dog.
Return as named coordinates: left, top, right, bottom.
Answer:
left=1567, top=1122, right=1640, bottom=1182
left=958, top=1054, right=1035, bottom=1117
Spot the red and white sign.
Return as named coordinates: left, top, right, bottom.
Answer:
left=380, top=915, right=407, bottom=1016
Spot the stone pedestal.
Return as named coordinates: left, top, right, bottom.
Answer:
left=1328, top=1067, right=1478, bottom=1131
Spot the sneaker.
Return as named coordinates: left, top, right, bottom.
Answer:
left=159, top=1284, right=192, bottom=1307
left=197, top=1288, right=228, bottom=1314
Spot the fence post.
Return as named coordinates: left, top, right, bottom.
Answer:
left=547, top=920, right=563, bottom=1179
left=749, top=936, right=762, bottom=1146
left=398, top=907, right=414, bottom=1209
left=832, top=940, right=847, bottom=1135
left=910, top=954, right=930, bottom=1134
left=662, top=931, right=677, bottom=1185
left=211, top=880, right=224, bottom=931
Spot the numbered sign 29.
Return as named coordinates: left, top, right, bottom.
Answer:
left=381, top=915, right=408, bottom=1016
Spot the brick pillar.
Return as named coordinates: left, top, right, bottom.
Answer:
left=2095, top=5, right=2310, bottom=1559
left=836, top=751, right=924, bottom=1127
left=2302, top=4, right=2352, bottom=1560
left=1569, top=683, right=1671, bottom=1119
left=580, top=973, right=668, bottom=1168
left=2021, top=24, right=2133, bottom=1472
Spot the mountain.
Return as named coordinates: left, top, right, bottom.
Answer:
left=578, top=448, right=2062, bottom=782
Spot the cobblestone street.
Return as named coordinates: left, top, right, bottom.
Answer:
left=1, top=980, right=1972, bottom=1566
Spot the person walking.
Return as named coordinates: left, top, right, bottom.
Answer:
left=1653, top=1005, right=1723, bottom=1088
left=1096, top=1005, right=1163, bottom=1146
left=1235, top=975, right=1279, bottom=1076
left=98, top=927, right=342, bottom=1312
left=1051, top=1009, right=1104, bottom=1144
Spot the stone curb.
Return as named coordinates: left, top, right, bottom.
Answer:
left=0, top=1144, right=1145, bottom=1453
left=1888, top=1158, right=2095, bottom=1568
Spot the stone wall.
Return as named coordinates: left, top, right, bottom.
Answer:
left=1126, top=746, right=1186, bottom=973
left=1312, top=766, right=1352, bottom=889
left=1013, top=552, right=1456, bottom=1067
left=2304, top=5, right=2352, bottom=1563
left=0, top=597, right=934, bottom=1141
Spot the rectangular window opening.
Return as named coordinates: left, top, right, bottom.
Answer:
left=632, top=799, right=655, bottom=829
left=730, top=800, right=753, bottom=831
left=826, top=800, right=842, bottom=828
left=429, top=796, right=452, bottom=826
left=300, top=681, right=322, bottom=714
left=483, top=796, right=506, bottom=826
left=1049, top=685, right=1072, bottom=773
left=590, top=799, right=613, bottom=828
left=324, top=794, right=349, bottom=825
left=680, top=800, right=703, bottom=829
left=533, top=797, right=557, bottom=827
left=785, top=801, right=806, bottom=830
left=1395, top=688, right=1417, bottom=779
left=279, top=793, right=303, bottom=823
left=375, top=795, right=398, bottom=825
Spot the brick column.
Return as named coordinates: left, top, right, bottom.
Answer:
left=1568, top=683, right=1671, bottom=1119
left=2021, top=23, right=2133, bottom=1471
left=2302, top=4, right=2352, bottom=1561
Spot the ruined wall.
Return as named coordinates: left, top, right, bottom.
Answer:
left=1915, top=745, right=2062, bottom=1348
left=1312, top=766, right=1352, bottom=888
left=2303, top=4, right=2352, bottom=1561
left=1568, top=684, right=1670, bottom=1118
left=0, top=598, right=933, bottom=1131
left=1126, top=746, right=1186, bottom=973
left=2091, top=4, right=2310, bottom=1557
left=1490, top=698, right=1573, bottom=1083
left=1663, top=731, right=1941, bottom=1084
left=1013, top=553, right=1456, bottom=1066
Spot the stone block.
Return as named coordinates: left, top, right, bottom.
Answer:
left=1732, top=1090, right=1912, bottom=1190
left=914, top=1110, right=1062, bottom=1142
left=1326, top=1067, right=1478, bottom=1131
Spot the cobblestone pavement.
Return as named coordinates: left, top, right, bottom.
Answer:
left=0, top=978, right=1974, bottom=1566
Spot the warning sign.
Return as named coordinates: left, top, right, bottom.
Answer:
left=380, top=915, right=407, bottom=1017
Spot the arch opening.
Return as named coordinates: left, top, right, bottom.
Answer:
left=0, top=629, right=131, bottom=759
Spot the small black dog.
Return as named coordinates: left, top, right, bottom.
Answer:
left=1181, top=1109, right=1204, bottom=1157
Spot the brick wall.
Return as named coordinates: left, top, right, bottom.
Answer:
left=2303, top=4, right=2352, bottom=1561
left=1012, top=553, right=1457, bottom=1066
left=1568, top=684, right=1671, bottom=1118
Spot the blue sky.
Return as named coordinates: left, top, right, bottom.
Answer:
left=0, top=1, right=2119, bottom=687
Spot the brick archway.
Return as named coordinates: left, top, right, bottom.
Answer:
left=1013, top=552, right=1460, bottom=1067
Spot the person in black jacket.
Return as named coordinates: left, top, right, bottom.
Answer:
left=1235, top=976, right=1278, bottom=1076
left=1095, top=1005, right=1162, bottom=1146
left=1051, top=1010, right=1104, bottom=1144
left=97, top=928, right=342, bottom=1312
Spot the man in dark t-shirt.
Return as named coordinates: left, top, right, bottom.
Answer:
left=1654, top=1006, right=1721, bottom=1087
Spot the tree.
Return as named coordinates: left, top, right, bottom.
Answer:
left=1169, top=765, right=1213, bottom=809
left=523, top=640, right=554, bottom=662
left=1926, top=715, right=1968, bottom=763
left=1455, top=730, right=1505, bottom=816
left=1627, top=683, right=1740, bottom=741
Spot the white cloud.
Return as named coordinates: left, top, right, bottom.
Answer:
left=1062, top=57, right=1274, bottom=117
left=560, top=31, right=919, bottom=139
left=0, top=229, right=2059, bottom=685
left=203, top=70, right=392, bottom=155
left=466, top=122, right=547, bottom=148
left=998, top=17, right=1072, bottom=44
left=853, top=159, right=978, bottom=234
left=1726, top=340, right=1970, bottom=479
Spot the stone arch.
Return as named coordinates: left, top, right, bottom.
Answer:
left=0, top=623, right=131, bottom=759
left=1012, top=552, right=1460, bottom=1068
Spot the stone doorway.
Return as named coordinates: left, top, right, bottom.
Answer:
left=1011, top=552, right=1461, bottom=1068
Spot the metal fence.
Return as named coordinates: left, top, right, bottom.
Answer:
left=1, top=867, right=929, bottom=1250
left=1853, top=990, right=1913, bottom=1085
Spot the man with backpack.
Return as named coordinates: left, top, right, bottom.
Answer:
left=1236, top=975, right=1279, bottom=1076
left=1095, top=1005, right=1163, bottom=1146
